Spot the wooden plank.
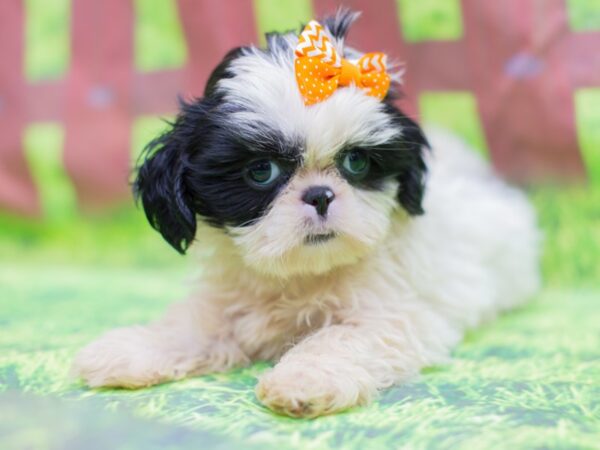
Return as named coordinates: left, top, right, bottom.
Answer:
left=26, top=70, right=184, bottom=122
left=177, top=0, right=258, bottom=98
left=26, top=80, right=65, bottom=122
left=461, top=0, right=585, bottom=182
left=408, top=41, right=470, bottom=91
left=254, top=0, right=312, bottom=41
left=132, top=70, right=183, bottom=116
left=0, top=0, right=41, bottom=216
left=64, top=0, right=134, bottom=210
left=567, top=32, right=600, bottom=87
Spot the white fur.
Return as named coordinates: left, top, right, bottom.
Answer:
left=220, top=46, right=401, bottom=164
left=73, top=40, right=540, bottom=417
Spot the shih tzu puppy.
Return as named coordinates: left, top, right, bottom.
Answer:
left=73, top=11, right=540, bottom=417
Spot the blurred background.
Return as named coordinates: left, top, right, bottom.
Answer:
left=0, top=0, right=599, bottom=284
left=0, top=1, right=599, bottom=448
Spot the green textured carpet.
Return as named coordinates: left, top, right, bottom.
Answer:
left=1, top=262, right=599, bottom=449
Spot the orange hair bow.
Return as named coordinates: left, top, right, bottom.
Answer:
left=294, top=20, right=391, bottom=106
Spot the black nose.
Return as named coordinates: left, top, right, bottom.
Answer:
left=302, top=186, right=335, bottom=217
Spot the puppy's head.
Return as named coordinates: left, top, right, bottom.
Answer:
left=134, top=10, right=428, bottom=278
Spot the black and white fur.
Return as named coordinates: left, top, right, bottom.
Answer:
left=73, top=11, right=540, bottom=418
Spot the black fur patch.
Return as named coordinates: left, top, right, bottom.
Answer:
left=336, top=102, right=428, bottom=215
left=389, top=107, right=429, bottom=215
left=185, top=112, right=302, bottom=230
left=322, top=9, right=360, bottom=43
left=134, top=96, right=302, bottom=253
left=204, top=47, right=248, bottom=98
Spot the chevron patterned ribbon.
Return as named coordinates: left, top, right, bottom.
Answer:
left=294, top=20, right=391, bottom=106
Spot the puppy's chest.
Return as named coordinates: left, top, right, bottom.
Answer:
left=227, top=287, right=343, bottom=360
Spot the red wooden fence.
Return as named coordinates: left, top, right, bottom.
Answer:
left=1, top=0, right=599, bottom=217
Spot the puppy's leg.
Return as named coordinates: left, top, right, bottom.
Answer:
left=72, top=298, right=248, bottom=388
left=256, top=308, right=460, bottom=417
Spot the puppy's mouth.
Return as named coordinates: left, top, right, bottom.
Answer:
left=304, top=232, right=337, bottom=245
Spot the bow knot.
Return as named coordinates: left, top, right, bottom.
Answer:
left=339, top=58, right=360, bottom=86
left=294, top=20, right=391, bottom=106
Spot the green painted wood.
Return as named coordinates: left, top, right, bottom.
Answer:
left=134, top=0, right=188, bottom=72
left=566, top=0, right=600, bottom=31
left=253, top=0, right=313, bottom=44
left=24, top=0, right=70, bottom=81
left=574, top=88, right=600, bottom=185
left=23, top=122, right=77, bottom=222
left=419, top=91, right=489, bottom=157
left=396, top=0, right=463, bottom=42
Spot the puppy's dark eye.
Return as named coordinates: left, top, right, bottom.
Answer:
left=245, top=159, right=281, bottom=187
left=341, top=150, right=370, bottom=179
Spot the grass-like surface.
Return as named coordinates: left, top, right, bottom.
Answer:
left=1, top=263, right=598, bottom=449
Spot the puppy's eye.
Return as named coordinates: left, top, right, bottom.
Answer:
left=245, top=159, right=281, bottom=187
left=341, top=150, right=370, bottom=178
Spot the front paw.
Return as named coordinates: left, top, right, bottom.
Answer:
left=71, top=326, right=195, bottom=389
left=255, top=358, right=374, bottom=418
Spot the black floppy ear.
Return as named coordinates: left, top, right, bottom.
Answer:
left=386, top=106, right=429, bottom=216
left=133, top=101, right=206, bottom=254
left=397, top=159, right=426, bottom=215
left=134, top=47, right=248, bottom=253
